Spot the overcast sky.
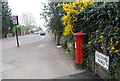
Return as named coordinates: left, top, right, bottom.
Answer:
left=8, top=0, right=48, bottom=28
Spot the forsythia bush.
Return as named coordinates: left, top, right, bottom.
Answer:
left=61, top=0, right=93, bottom=35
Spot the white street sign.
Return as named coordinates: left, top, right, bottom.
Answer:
left=95, top=51, right=109, bottom=70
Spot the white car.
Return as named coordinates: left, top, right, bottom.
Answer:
left=34, top=31, right=41, bottom=34
left=40, top=31, right=46, bottom=35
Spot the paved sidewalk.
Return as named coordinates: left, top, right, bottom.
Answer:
left=2, top=32, right=103, bottom=80
left=2, top=32, right=83, bottom=79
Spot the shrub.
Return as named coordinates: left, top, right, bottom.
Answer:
left=74, top=2, right=120, bottom=79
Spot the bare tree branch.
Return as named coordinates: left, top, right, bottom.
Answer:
left=20, top=13, right=35, bottom=26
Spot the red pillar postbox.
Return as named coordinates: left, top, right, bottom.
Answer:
left=73, top=33, right=86, bottom=64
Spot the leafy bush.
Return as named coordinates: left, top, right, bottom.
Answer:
left=11, top=25, right=28, bottom=33
left=74, top=2, right=120, bottom=79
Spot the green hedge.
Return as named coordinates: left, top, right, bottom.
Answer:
left=74, top=2, right=120, bottom=79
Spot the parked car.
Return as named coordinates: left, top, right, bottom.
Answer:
left=34, top=31, right=41, bottom=35
left=34, top=32, right=40, bottom=34
left=40, top=31, right=46, bottom=35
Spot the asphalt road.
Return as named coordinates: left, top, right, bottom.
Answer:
left=1, top=32, right=85, bottom=79
left=1, top=34, right=44, bottom=50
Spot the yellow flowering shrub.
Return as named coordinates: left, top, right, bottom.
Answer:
left=61, top=0, right=93, bottom=35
